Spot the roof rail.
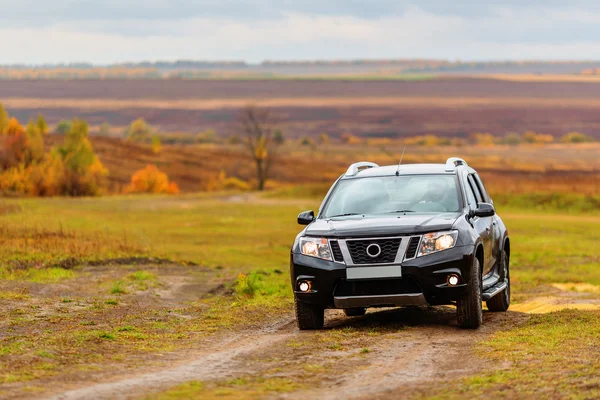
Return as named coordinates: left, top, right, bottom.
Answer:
left=445, top=157, right=468, bottom=172
left=345, top=161, right=379, bottom=176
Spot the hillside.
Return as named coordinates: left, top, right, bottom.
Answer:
left=42, top=135, right=600, bottom=196
left=6, top=78, right=600, bottom=139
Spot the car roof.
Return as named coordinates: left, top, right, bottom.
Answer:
left=341, top=163, right=459, bottom=179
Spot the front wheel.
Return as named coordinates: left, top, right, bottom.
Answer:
left=487, top=249, right=511, bottom=312
left=457, top=256, right=483, bottom=329
left=295, top=299, right=324, bottom=330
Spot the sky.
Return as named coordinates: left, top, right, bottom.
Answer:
left=2, top=0, right=600, bottom=64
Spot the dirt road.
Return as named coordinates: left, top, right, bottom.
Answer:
left=46, top=306, right=522, bottom=400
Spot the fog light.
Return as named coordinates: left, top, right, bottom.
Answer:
left=447, top=274, right=459, bottom=286
left=298, top=281, right=311, bottom=292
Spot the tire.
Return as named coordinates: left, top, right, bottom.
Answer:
left=295, top=298, right=325, bottom=330
left=457, top=256, right=483, bottom=329
left=487, top=249, right=511, bottom=312
left=344, top=307, right=367, bottom=317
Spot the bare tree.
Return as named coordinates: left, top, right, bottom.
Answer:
left=238, top=105, right=279, bottom=191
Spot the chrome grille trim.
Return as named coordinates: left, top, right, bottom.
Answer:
left=335, top=236, right=414, bottom=266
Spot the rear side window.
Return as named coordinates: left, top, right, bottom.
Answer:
left=467, top=175, right=483, bottom=204
left=473, top=174, right=490, bottom=203
left=464, top=177, right=478, bottom=209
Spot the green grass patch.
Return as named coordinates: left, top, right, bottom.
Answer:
left=494, top=192, right=600, bottom=214
left=152, top=376, right=300, bottom=399
left=109, top=281, right=127, bottom=295
left=126, top=270, right=158, bottom=291
left=430, top=309, right=600, bottom=399
left=0, top=267, right=76, bottom=283
left=501, top=211, right=600, bottom=295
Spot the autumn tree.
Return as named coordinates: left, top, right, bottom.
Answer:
left=126, top=118, right=152, bottom=142
left=0, top=118, right=27, bottom=168
left=36, top=114, right=49, bottom=135
left=57, top=118, right=108, bottom=196
left=0, top=103, right=8, bottom=134
left=238, top=106, right=280, bottom=191
left=25, top=120, right=45, bottom=164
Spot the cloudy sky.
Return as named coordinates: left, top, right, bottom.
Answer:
left=2, top=0, right=600, bottom=64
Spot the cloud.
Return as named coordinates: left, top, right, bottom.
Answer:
left=0, top=3, right=599, bottom=63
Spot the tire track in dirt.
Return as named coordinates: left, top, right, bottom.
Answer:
left=281, top=308, right=519, bottom=400
left=48, top=317, right=297, bottom=400
left=47, top=307, right=521, bottom=400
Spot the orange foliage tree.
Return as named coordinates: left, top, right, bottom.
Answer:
left=0, top=112, right=108, bottom=197
left=126, top=165, right=179, bottom=194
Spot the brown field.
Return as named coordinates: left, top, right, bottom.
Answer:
left=4, top=78, right=600, bottom=138
left=46, top=135, right=600, bottom=196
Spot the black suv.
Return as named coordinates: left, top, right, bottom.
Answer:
left=290, top=158, right=510, bottom=329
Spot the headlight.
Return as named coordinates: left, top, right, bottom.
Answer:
left=418, top=230, right=458, bottom=257
left=300, top=237, right=332, bottom=261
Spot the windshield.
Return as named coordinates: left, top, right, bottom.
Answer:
left=321, top=174, right=461, bottom=218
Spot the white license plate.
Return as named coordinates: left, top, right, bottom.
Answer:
left=346, top=265, right=402, bottom=280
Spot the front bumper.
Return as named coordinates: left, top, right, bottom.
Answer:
left=290, top=245, right=474, bottom=308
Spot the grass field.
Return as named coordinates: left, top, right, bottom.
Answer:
left=1, top=191, right=599, bottom=398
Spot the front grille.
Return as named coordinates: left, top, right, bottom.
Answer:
left=329, top=240, right=344, bottom=262
left=334, top=277, right=422, bottom=297
left=346, top=238, right=401, bottom=264
left=405, top=236, right=421, bottom=259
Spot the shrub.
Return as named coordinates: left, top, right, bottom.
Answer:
left=300, top=136, right=315, bottom=147
left=125, top=118, right=152, bottom=142
left=228, top=135, right=242, bottom=144
left=502, top=133, right=521, bottom=145
left=561, top=132, right=594, bottom=143
left=126, top=164, right=180, bottom=194
left=55, top=120, right=71, bottom=135
left=273, top=130, right=285, bottom=145
left=197, top=129, right=216, bottom=143
left=471, top=132, right=495, bottom=146
left=203, top=170, right=251, bottom=192
left=98, top=122, right=111, bottom=136
left=340, top=133, right=362, bottom=144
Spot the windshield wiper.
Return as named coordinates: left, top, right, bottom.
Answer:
left=327, top=213, right=362, bottom=218
left=388, top=210, right=416, bottom=213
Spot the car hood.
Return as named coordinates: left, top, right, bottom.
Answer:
left=305, top=213, right=461, bottom=237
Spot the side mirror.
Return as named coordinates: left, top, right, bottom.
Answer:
left=470, top=202, right=495, bottom=218
left=298, top=210, right=315, bottom=225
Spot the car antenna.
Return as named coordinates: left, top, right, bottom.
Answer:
left=395, top=146, right=406, bottom=176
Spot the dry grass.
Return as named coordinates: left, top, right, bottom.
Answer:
left=37, top=135, right=600, bottom=196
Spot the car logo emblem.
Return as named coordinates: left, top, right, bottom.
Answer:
left=366, top=243, right=382, bottom=258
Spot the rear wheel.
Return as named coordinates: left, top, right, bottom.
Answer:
left=295, top=299, right=324, bottom=330
left=344, top=307, right=367, bottom=317
left=487, top=249, right=511, bottom=312
left=457, top=256, right=483, bottom=329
